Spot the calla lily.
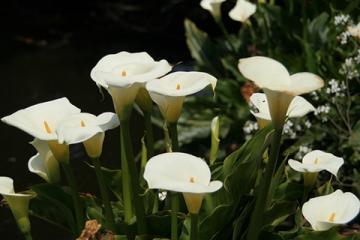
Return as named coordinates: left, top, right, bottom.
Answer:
left=28, top=138, right=60, bottom=184
left=348, top=23, right=360, bottom=40
left=0, top=177, right=33, bottom=236
left=90, top=51, right=172, bottom=120
left=57, top=112, right=119, bottom=158
left=302, top=190, right=360, bottom=231
left=250, top=93, right=315, bottom=128
left=1, top=98, right=80, bottom=141
left=288, top=150, right=344, bottom=177
left=1, top=98, right=81, bottom=163
left=229, top=0, right=256, bottom=23
left=146, top=71, right=217, bottom=123
left=200, top=0, right=226, bottom=19
left=144, top=152, right=222, bottom=214
left=238, top=56, right=324, bottom=128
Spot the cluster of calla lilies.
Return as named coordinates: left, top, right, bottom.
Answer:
left=0, top=52, right=359, bottom=240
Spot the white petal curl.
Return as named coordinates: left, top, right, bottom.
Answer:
left=144, top=152, right=223, bottom=194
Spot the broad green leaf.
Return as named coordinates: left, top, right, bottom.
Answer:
left=184, top=19, right=224, bottom=77
left=30, top=183, right=77, bottom=235
left=264, top=201, right=298, bottom=227
left=294, top=227, right=356, bottom=240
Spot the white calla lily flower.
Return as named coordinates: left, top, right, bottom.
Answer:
left=200, top=0, right=226, bottom=19
left=57, top=112, right=119, bottom=158
left=28, top=139, right=60, bottom=184
left=1, top=98, right=80, bottom=163
left=238, top=56, right=324, bottom=127
left=1, top=98, right=81, bottom=141
left=288, top=150, right=344, bottom=177
left=0, top=177, right=33, bottom=234
left=144, top=152, right=222, bottom=213
left=250, top=93, right=315, bottom=128
left=348, top=23, right=360, bottom=40
left=229, top=0, right=256, bottom=23
left=146, top=71, right=217, bottom=123
left=302, top=190, right=360, bottom=231
left=90, top=51, right=172, bottom=120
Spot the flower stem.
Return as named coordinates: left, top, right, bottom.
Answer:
left=120, top=119, right=147, bottom=234
left=168, top=122, right=179, bottom=152
left=168, top=122, right=180, bottom=240
left=121, top=131, right=133, bottom=224
left=171, top=192, right=179, bottom=240
left=246, top=127, right=283, bottom=240
left=216, top=19, right=237, bottom=53
left=144, top=111, right=154, bottom=159
left=61, top=162, right=84, bottom=234
left=92, top=157, right=116, bottom=232
left=190, top=213, right=199, bottom=240
left=23, top=232, right=32, bottom=240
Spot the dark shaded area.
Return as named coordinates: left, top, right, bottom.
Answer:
left=0, top=1, right=219, bottom=238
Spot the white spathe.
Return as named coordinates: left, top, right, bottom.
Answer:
left=1, top=98, right=81, bottom=141
left=0, top=177, right=33, bottom=233
left=144, top=152, right=222, bottom=214
left=238, top=56, right=324, bottom=127
left=28, top=139, right=60, bottom=184
left=200, top=0, right=226, bottom=18
left=90, top=51, right=172, bottom=120
left=229, top=0, right=256, bottom=22
left=250, top=93, right=315, bottom=121
left=144, top=152, right=222, bottom=193
left=348, top=23, right=360, bottom=39
left=288, top=150, right=344, bottom=177
left=146, top=71, right=217, bottom=123
left=57, top=112, right=119, bottom=158
left=302, top=190, right=360, bottom=231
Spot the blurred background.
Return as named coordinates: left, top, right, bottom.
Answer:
left=0, top=0, right=215, bottom=238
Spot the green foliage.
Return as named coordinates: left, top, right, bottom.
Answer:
left=29, top=184, right=77, bottom=236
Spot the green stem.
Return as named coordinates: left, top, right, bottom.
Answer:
left=92, top=157, right=116, bottom=232
left=121, top=130, right=133, bottom=224
left=168, top=122, right=180, bottom=240
left=246, top=127, right=283, bottom=240
left=24, top=232, right=32, bottom=240
left=171, top=193, right=179, bottom=240
left=216, top=19, right=237, bottom=53
left=168, top=122, right=179, bottom=152
left=61, top=162, right=84, bottom=234
left=190, top=213, right=199, bottom=240
left=120, top=119, right=147, bottom=234
left=144, top=111, right=154, bottom=159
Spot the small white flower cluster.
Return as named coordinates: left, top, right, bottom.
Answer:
left=310, top=91, right=320, bottom=101
left=334, top=14, right=360, bottom=45
left=304, top=120, right=312, bottom=129
left=339, top=57, right=360, bottom=80
left=325, top=79, right=346, bottom=98
left=314, top=104, right=331, bottom=122
left=295, top=145, right=312, bottom=159
left=158, top=191, right=167, bottom=201
left=243, top=120, right=258, bottom=140
left=338, top=31, right=351, bottom=45
left=334, top=14, right=350, bottom=26
left=354, top=49, right=360, bottom=64
left=283, top=120, right=297, bottom=139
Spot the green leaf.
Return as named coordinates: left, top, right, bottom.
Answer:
left=184, top=19, right=224, bottom=77
left=85, top=162, right=123, bottom=202
left=30, top=183, right=77, bottom=235
left=180, top=126, right=274, bottom=240
left=294, top=227, right=355, bottom=240
left=264, top=201, right=298, bottom=227
left=349, top=120, right=360, bottom=151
